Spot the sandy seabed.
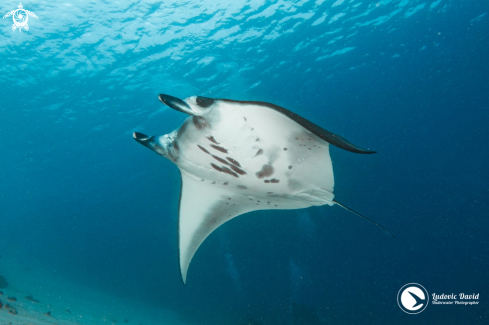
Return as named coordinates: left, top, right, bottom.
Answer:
left=0, top=256, right=187, bottom=325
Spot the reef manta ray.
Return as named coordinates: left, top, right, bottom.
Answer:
left=134, top=94, right=392, bottom=284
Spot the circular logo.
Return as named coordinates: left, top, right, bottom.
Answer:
left=397, top=283, right=429, bottom=314
left=13, top=9, right=28, bottom=28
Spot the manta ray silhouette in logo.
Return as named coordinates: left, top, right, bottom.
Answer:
left=134, top=94, right=393, bottom=283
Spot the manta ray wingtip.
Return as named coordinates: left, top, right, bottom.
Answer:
left=180, top=267, right=188, bottom=285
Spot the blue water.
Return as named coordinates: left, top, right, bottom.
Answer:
left=0, top=0, right=488, bottom=324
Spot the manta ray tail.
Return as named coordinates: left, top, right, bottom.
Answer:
left=333, top=199, right=395, bottom=237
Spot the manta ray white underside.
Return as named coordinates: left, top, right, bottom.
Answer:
left=134, top=94, right=380, bottom=283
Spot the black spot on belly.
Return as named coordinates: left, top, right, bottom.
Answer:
left=193, top=116, right=209, bottom=129
left=288, top=179, right=302, bottom=191
left=230, top=164, right=246, bottom=175
left=284, top=148, right=287, bottom=151
left=256, top=164, right=274, bottom=179
left=198, top=145, right=210, bottom=154
left=223, top=182, right=228, bottom=185
left=212, top=155, right=231, bottom=166
left=288, top=165, right=293, bottom=169
left=270, top=179, right=280, bottom=183
left=226, top=157, right=241, bottom=167
left=237, top=185, right=247, bottom=190
left=207, top=136, right=219, bottom=144
left=264, top=180, right=270, bottom=183
left=211, top=144, right=228, bottom=153
left=196, top=96, right=214, bottom=107
left=210, top=163, right=223, bottom=172
left=253, top=149, right=263, bottom=157
left=221, top=166, right=239, bottom=178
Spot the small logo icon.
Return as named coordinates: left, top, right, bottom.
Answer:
left=397, top=283, right=429, bottom=314
left=3, top=3, right=38, bottom=32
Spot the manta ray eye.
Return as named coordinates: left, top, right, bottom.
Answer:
left=196, top=96, right=214, bottom=108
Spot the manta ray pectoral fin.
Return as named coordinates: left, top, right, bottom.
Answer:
left=219, top=99, right=376, bottom=154
left=178, top=171, right=256, bottom=284
left=333, top=199, right=394, bottom=237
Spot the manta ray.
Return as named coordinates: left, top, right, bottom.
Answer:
left=134, top=94, right=392, bottom=283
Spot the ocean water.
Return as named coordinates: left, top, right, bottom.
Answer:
left=0, top=0, right=488, bottom=324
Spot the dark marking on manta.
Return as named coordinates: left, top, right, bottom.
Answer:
left=253, top=149, right=263, bottom=157
left=284, top=148, right=287, bottom=151
left=230, top=164, right=246, bottom=175
left=264, top=180, right=270, bottom=183
left=209, top=163, right=238, bottom=178
left=167, top=145, right=178, bottom=162
left=193, top=116, right=209, bottom=129
left=173, top=142, right=179, bottom=150
left=211, top=144, right=228, bottom=153
left=196, top=96, right=214, bottom=108
left=226, top=157, right=241, bottom=167
left=210, top=163, right=223, bottom=172
left=198, top=145, right=210, bottom=154
left=177, top=118, right=189, bottom=137
left=221, top=166, right=239, bottom=178
left=270, top=178, right=280, bottom=183
left=256, top=164, right=274, bottom=179
left=256, top=138, right=260, bottom=142
left=207, top=136, right=219, bottom=144
left=288, top=165, right=293, bottom=169
left=212, top=155, right=231, bottom=166
left=223, top=182, right=228, bottom=185
left=237, top=185, right=247, bottom=190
